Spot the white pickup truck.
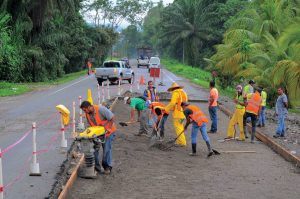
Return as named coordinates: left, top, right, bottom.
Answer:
left=95, top=61, right=134, bottom=85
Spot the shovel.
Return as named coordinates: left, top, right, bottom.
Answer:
left=161, top=130, right=186, bottom=151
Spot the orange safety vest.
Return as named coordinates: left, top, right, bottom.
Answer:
left=185, top=105, right=208, bottom=126
left=146, top=88, right=157, bottom=100
left=150, top=102, right=169, bottom=115
left=246, top=92, right=262, bottom=115
left=86, top=105, right=116, bottom=137
left=177, top=90, right=188, bottom=111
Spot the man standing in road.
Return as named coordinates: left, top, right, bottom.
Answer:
left=181, top=102, right=214, bottom=157
left=165, top=82, right=188, bottom=147
left=258, top=88, right=267, bottom=127
left=80, top=101, right=116, bottom=175
left=273, top=87, right=288, bottom=138
left=225, top=85, right=246, bottom=140
left=208, top=80, right=218, bottom=133
left=124, top=96, right=150, bottom=137
left=144, top=80, right=159, bottom=126
left=243, top=80, right=255, bottom=96
left=243, top=87, right=262, bottom=143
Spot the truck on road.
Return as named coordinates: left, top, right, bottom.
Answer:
left=137, top=47, right=152, bottom=68
left=95, top=60, right=134, bottom=85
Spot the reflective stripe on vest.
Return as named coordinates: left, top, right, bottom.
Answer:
left=147, top=88, right=156, bottom=100
left=177, top=90, right=188, bottom=111
left=246, top=92, right=262, bottom=115
left=186, top=105, right=208, bottom=126
left=236, top=93, right=245, bottom=109
left=86, top=105, right=116, bottom=137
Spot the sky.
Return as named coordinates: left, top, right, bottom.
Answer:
left=84, top=0, right=174, bottom=28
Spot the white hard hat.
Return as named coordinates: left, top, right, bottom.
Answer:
left=124, top=96, right=130, bottom=104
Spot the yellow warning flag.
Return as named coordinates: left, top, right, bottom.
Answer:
left=87, top=88, right=94, bottom=105
left=55, top=105, right=70, bottom=125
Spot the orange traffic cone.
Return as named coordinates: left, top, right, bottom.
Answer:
left=139, top=75, right=145, bottom=85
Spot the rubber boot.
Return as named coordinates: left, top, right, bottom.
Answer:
left=189, top=143, right=197, bottom=156
left=206, top=141, right=213, bottom=157
left=244, top=126, right=249, bottom=139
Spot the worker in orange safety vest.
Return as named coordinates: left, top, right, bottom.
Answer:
left=243, top=87, right=262, bottom=143
left=80, top=101, right=116, bottom=174
left=149, top=101, right=169, bottom=141
left=181, top=102, right=215, bottom=157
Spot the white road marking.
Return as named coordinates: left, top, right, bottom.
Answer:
left=48, top=75, right=91, bottom=96
left=162, top=70, right=175, bottom=82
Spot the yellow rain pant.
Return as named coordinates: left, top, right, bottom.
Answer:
left=173, top=118, right=186, bottom=146
left=227, top=108, right=245, bottom=139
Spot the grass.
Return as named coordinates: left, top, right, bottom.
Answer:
left=161, top=58, right=235, bottom=98
left=0, top=70, right=86, bottom=97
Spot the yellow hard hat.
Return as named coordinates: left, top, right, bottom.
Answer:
left=56, top=105, right=70, bottom=125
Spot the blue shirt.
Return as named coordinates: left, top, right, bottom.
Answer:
left=276, top=94, right=288, bottom=115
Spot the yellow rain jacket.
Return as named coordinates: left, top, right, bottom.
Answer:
left=165, top=89, right=188, bottom=119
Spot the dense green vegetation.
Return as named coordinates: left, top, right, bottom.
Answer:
left=126, top=0, right=299, bottom=107
left=0, top=0, right=151, bottom=84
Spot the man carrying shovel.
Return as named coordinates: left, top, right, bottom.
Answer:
left=181, top=102, right=219, bottom=157
left=149, top=102, right=169, bottom=141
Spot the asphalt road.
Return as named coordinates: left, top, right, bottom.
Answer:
left=0, top=59, right=186, bottom=199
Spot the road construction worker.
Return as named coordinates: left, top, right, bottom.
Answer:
left=149, top=101, right=169, bottom=140
left=144, top=80, right=159, bottom=126
left=243, top=87, right=262, bottom=143
left=273, top=87, right=288, bottom=138
left=226, top=85, right=246, bottom=141
left=144, top=80, right=159, bottom=103
left=258, top=88, right=267, bottom=127
left=165, top=82, right=188, bottom=146
left=243, top=80, right=255, bottom=96
left=181, top=102, right=214, bottom=157
left=124, top=96, right=150, bottom=137
left=208, top=80, right=218, bottom=133
left=80, top=101, right=116, bottom=174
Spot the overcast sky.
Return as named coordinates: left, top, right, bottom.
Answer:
left=84, top=0, right=174, bottom=27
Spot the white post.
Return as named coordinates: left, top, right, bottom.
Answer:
left=107, top=80, right=110, bottom=99
left=78, top=96, right=84, bottom=130
left=0, top=148, right=3, bottom=199
left=29, top=122, right=41, bottom=176
left=137, top=80, right=140, bottom=90
left=60, top=115, right=67, bottom=148
left=118, top=77, right=121, bottom=96
left=101, top=82, right=105, bottom=102
left=130, top=77, right=133, bottom=93
left=72, top=101, right=76, bottom=138
left=97, top=84, right=101, bottom=105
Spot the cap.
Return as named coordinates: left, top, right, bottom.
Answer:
left=124, top=96, right=130, bottom=104
left=167, top=82, right=184, bottom=92
left=249, top=80, right=255, bottom=84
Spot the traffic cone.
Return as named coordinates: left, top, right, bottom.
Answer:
left=87, top=88, right=94, bottom=105
left=139, top=75, right=145, bottom=85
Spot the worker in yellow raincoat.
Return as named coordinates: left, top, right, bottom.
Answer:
left=225, top=85, right=246, bottom=141
left=165, top=82, right=188, bottom=146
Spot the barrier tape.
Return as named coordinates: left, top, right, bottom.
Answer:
left=3, top=123, right=71, bottom=191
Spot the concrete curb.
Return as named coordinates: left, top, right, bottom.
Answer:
left=57, top=97, right=119, bottom=199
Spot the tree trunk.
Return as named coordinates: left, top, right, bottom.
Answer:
left=182, top=40, right=185, bottom=64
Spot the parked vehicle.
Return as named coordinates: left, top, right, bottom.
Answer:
left=149, top=57, right=160, bottom=69
left=95, top=61, right=134, bottom=85
left=137, top=56, right=149, bottom=68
